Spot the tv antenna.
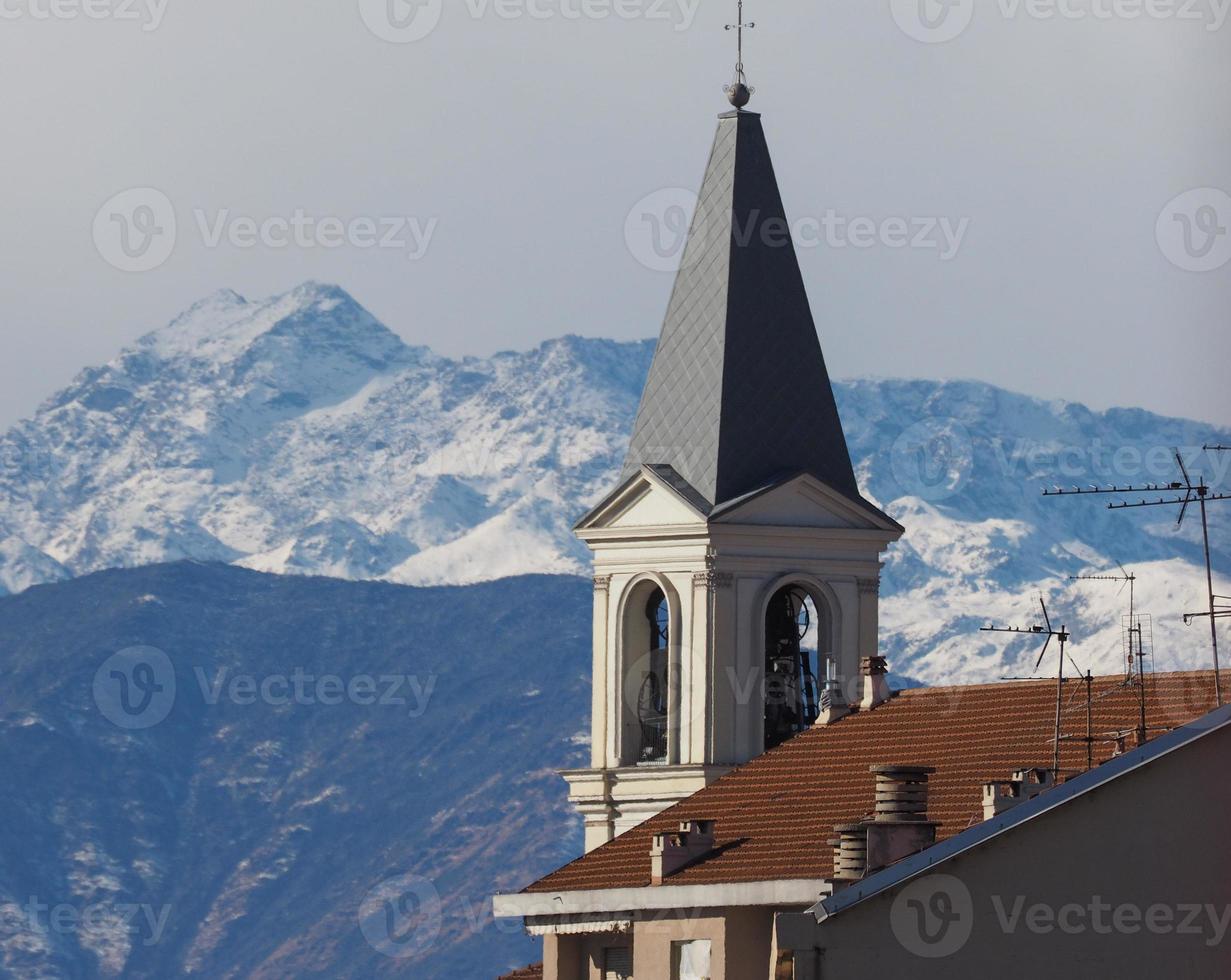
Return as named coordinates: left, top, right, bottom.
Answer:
left=1070, top=564, right=1139, bottom=678
left=1185, top=597, right=1231, bottom=627
left=723, top=1, right=756, bottom=108
left=1204, top=444, right=1230, bottom=453
left=1070, top=565, right=1151, bottom=744
left=1044, top=449, right=1229, bottom=705
left=1078, top=563, right=1142, bottom=679
left=982, top=598, right=1074, bottom=779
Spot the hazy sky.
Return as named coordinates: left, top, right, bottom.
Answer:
left=1, top=0, right=1228, bottom=429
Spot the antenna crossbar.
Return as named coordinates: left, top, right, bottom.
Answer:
left=1045, top=449, right=1227, bottom=706
left=980, top=598, right=1074, bottom=778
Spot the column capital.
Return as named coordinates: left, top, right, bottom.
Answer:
left=693, top=570, right=734, bottom=590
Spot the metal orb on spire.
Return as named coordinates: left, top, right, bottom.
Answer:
left=724, top=0, right=756, bottom=108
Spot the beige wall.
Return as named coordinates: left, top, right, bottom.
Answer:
left=780, top=723, right=1231, bottom=979
left=542, top=907, right=788, bottom=980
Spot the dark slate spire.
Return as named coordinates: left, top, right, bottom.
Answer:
left=621, top=111, right=859, bottom=509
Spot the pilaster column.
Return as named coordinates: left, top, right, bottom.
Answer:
left=592, top=575, right=612, bottom=769
left=690, top=548, right=734, bottom=765
left=857, top=576, right=881, bottom=666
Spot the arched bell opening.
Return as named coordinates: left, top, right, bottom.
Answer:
left=619, top=579, right=673, bottom=766
left=763, top=584, right=832, bottom=751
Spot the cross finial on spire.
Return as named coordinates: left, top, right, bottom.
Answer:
left=724, top=0, right=756, bottom=108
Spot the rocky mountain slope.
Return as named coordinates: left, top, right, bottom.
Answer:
left=0, top=282, right=1227, bottom=683
left=0, top=563, right=589, bottom=979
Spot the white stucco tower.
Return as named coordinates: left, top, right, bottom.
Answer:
left=562, top=109, right=904, bottom=853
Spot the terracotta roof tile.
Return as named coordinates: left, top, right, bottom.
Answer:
left=498, top=964, right=543, bottom=980
left=524, top=671, right=1222, bottom=894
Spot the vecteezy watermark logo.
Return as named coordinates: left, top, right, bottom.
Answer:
left=19, top=897, right=172, bottom=948
left=358, top=0, right=444, bottom=43
left=891, top=886, right=1231, bottom=958
left=358, top=873, right=442, bottom=959
left=193, top=667, right=438, bottom=717
left=624, top=188, right=700, bottom=274
left=988, top=439, right=1231, bottom=486
left=93, top=646, right=177, bottom=730
left=891, top=418, right=976, bottom=502
left=890, top=0, right=976, bottom=43
left=1156, top=188, right=1231, bottom=273
left=192, top=210, right=438, bottom=260
left=891, top=874, right=975, bottom=958
left=1154, top=669, right=1222, bottom=730
left=93, top=189, right=439, bottom=272
left=798, top=212, right=969, bottom=260
left=624, top=190, right=971, bottom=272
left=92, top=188, right=177, bottom=273
left=0, top=0, right=170, bottom=31
left=991, top=897, right=1231, bottom=946
left=893, top=0, right=1228, bottom=42
left=358, top=0, right=700, bottom=43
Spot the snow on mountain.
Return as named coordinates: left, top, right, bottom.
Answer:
left=0, top=283, right=641, bottom=592
left=0, top=283, right=1227, bottom=683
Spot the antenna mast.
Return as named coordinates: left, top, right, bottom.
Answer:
left=1070, top=566, right=1139, bottom=678
left=1045, top=449, right=1229, bottom=705
left=1071, top=566, right=1151, bottom=744
left=982, top=598, right=1074, bottom=779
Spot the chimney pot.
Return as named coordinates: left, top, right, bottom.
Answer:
left=859, top=657, right=892, bottom=711
left=650, top=820, right=716, bottom=884
left=869, top=765, right=936, bottom=823
left=829, top=822, right=869, bottom=884
left=862, top=764, right=938, bottom=874
left=818, top=677, right=851, bottom=724
left=981, top=767, right=1055, bottom=821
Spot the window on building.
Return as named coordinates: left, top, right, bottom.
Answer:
left=603, top=945, right=633, bottom=980
left=672, top=939, right=712, bottom=980
left=764, top=586, right=824, bottom=751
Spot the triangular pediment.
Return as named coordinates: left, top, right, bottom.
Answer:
left=576, top=466, right=709, bottom=533
left=710, top=473, right=902, bottom=532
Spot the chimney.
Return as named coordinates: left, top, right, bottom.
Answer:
left=651, top=820, right=716, bottom=885
left=818, top=676, right=851, bottom=724
left=864, top=765, right=938, bottom=874
left=981, top=767, right=1055, bottom=821
left=827, top=823, right=869, bottom=889
left=859, top=656, right=892, bottom=711
left=825, top=766, right=938, bottom=891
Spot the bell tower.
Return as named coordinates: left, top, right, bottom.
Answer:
left=562, top=107, right=904, bottom=852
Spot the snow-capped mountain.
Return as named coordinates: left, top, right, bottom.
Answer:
left=0, top=283, right=642, bottom=591
left=0, top=283, right=1227, bottom=683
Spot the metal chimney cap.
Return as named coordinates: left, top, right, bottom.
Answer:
left=869, top=764, right=937, bottom=776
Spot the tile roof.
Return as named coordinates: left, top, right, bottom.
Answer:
left=524, top=670, right=1223, bottom=894
left=497, top=965, right=543, bottom=980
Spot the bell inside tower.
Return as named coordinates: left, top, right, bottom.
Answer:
left=636, top=588, right=670, bottom=764
left=764, top=586, right=823, bottom=751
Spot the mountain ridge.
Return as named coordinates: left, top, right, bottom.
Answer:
left=1, top=282, right=1227, bottom=685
